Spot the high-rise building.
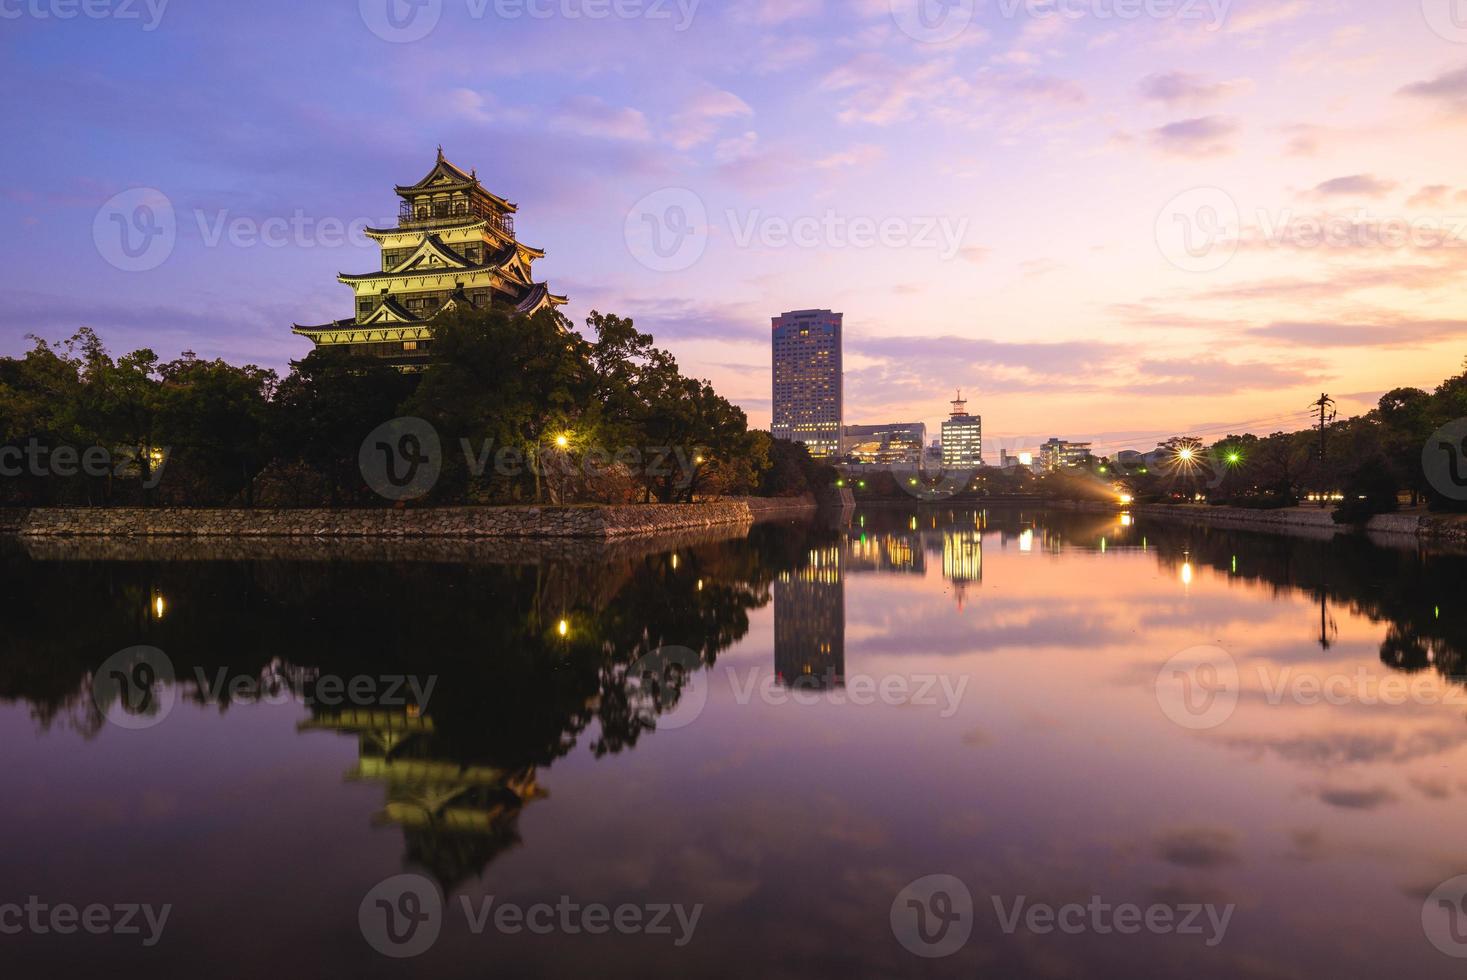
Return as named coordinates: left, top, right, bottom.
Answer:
left=1039, top=438, right=1093, bottom=471
left=292, top=148, right=565, bottom=368
left=772, top=309, right=843, bottom=458
left=841, top=422, right=926, bottom=465
left=941, top=390, right=983, bottom=467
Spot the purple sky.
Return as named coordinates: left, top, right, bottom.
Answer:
left=4, top=0, right=1467, bottom=452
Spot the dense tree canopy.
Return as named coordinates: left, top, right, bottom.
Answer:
left=0, top=308, right=787, bottom=507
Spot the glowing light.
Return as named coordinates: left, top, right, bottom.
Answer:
left=152, top=594, right=166, bottom=619
left=1018, top=452, right=1033, bottom=466
left=557, top=619, right=569, bottom=637
left=671, top=553, right=679, bottom=569
left=1120, top=514, right=1133, bottom=527
left=1118, top=494, right=1134, bottom=505
left=694, top=455, right=705, bottom=465
left=554, top=433, right=570, bottom=448
left=697, top=579, right=703, bottom=591
left=1178, top=448, right=1195, bottom=462
left=1226, top=452, right=1242, bottom=465
left=1019, top=529, right=1034, bottom=553
left=1181, top=562, right=1194, bottom=586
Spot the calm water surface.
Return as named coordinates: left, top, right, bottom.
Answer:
left=2, top=508, right=1465, bottom=978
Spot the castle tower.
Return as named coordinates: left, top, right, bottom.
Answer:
left=291, top=149, right=567, bottom=367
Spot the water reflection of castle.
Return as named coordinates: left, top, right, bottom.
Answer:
left=771, top=519, right=988, bottom=686
left=300, top=707, right=545, bottom=894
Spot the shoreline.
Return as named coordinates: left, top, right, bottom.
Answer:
left=1063, top=500, right=1467, bottom=544
left=2, top=497, right=818, bottom=540
left=841, top=496, right=1467, bottom=544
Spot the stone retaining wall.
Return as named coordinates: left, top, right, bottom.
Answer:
left=13, top=497, right=817, bottom=540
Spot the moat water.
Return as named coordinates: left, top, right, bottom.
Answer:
left=2, top=508, right=1465, bottom=978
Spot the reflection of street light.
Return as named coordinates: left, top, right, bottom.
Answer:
left=557, top=619, right=569, bottom=637
left=152, top=593, right=166, bottom=619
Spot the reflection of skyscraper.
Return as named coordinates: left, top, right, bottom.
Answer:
left=943, top=531, right=983, bottom=610
left=774, top=546, right=845, bottom=688
left=844, top=532, right=926, bottom=574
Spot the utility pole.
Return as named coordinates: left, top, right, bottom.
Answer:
left=1311, top=393, right=1336, bottom=460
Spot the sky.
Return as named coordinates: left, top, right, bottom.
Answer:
left=3, top=0, right=1467, bottom=454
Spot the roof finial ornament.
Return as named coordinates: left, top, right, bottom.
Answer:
left=436, top=144, right=444, bottom=161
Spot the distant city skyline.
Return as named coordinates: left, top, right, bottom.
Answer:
left=4, top=2, right=1465, bottom=445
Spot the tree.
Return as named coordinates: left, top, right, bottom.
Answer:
left=270, top=348, right=417, bottom=506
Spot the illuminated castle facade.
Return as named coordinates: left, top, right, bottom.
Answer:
left=292, top=149, right=566, bottom=367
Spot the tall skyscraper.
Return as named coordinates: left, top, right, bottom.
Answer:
left=941, top=390, right=983, bottom=467
left=771, top=309, right=843, bottom=458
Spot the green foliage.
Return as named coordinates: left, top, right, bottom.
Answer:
left=1, top=308, right=776, bottom=507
